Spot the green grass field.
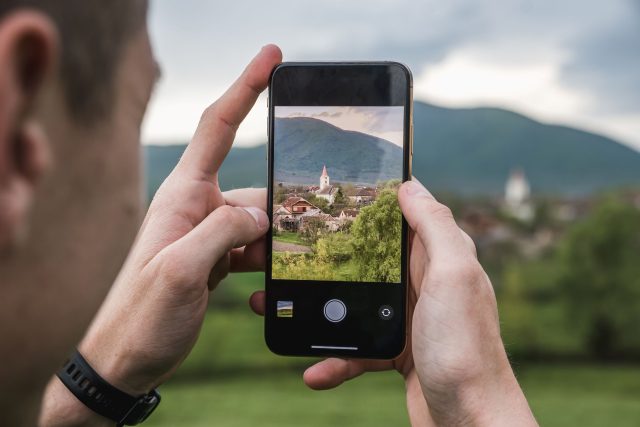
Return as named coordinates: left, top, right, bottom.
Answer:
left=147, top=364, right=640, bottom=426
left=148, top=371, right=408, bottom=427
left=143, top=273, right=640, bottom=426
left=273, top=231, right=308, bottom=245
left=521, top=364, right=640, bottom=426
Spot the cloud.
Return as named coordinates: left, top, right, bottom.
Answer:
left=561, top=5, right=640, bottom=114
left=314, top=112, right=342, bottom=118
left=413, top=50, right=589, bottom=126
left=274, top=106, right=404, bottom=146
left=142, top=0, right=640, bottom=150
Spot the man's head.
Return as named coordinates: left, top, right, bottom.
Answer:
left=0, top=0, right=155, bottom=414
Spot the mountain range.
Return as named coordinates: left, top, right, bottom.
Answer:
left=144, top=101, right=640, bottom=200
left=273, top=117, right=402, bottom=185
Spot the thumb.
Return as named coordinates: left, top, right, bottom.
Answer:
left=398, top=180, right=469, bottom=261
left=168, top=205, right=269, bottom=277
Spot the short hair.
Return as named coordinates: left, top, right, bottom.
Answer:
left=0, top=0, right=147, bottom=124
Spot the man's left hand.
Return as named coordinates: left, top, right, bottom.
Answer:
left=76, top=45, right=281, bottom=396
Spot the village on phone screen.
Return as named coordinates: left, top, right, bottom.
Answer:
left=272, top=106, right=403, bottom=283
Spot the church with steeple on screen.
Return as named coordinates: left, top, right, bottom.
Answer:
left=315, top=165, right=339, bottom=204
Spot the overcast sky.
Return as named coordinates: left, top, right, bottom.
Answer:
left=275, top=107, right=404, bottom=146
left=143, top=0, right=640, bottom=151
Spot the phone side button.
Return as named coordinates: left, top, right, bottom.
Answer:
left=410, top=123, right=414, bottom=155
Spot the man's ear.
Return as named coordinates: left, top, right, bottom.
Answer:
left=0, top=11, right=58, bottom=250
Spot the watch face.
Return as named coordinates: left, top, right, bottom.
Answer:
left=126, top=389, right=162, bottom=424
left=265, top=63, right=411, bottom=359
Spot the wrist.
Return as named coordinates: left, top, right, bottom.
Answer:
left=431, top=355, right=536, bottom=426
left=46, top=349, right=162, bottom=427
left=461, top=360, right=534, bottom=426
left=78, top=333, right=154, bottom=398
left=39, top=376, right=113, bottom=427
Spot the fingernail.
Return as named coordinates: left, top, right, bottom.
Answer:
left=242, top=207, right=269, bottom=230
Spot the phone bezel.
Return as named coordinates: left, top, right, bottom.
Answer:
left=265, top=62, right=413, bottom=359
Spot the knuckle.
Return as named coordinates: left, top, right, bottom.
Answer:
left=213, top=205, right=247, bottom=247
left=457, top=259, right=484, bottom=283
left=199, top=101, right=236, bottom=134
left=214, top=205, right=240, bottom=227
left=432, top=258, right=484, bottom=285
left=460, top=230, right=478, bottom=257
left=200, top=102, right=218, bottom=123
left=425, top=200, right=454, bottom=221
left=412, top=200, right=455, bottom=239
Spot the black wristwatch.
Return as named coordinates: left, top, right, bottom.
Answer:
left=57, top=351, right=161, bottom=426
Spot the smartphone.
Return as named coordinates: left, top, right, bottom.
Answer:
left=265, top=62, right=412, bottom=359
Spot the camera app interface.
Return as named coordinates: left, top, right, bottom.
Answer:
left=272, top=106, right=404, bottom=284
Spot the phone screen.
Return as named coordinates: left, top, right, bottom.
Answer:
left=272, top=105, right=404, bottom=283
left=266, top=63, right=411, bottom=359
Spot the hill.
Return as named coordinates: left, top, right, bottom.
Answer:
left=411, top=103, right=640, bottom=195
left=273, top=117, right=402, bottom=185
left=144, top=101, right=640, bottom=200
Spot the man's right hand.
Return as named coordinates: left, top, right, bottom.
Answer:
left=398, top=180, right=537, bottom=426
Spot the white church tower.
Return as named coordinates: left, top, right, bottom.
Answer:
left=505, top=168, right=533, bottom=221
left=320, top=165, right=330, bottom=190
left=505, top=169, right=530, bottom=206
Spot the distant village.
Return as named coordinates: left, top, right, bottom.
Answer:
left=273, top=165, right=379, bottom=234
left=458, top=169, right=640, bottom=259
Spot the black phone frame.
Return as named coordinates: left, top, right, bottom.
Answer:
left=265, top=62, right=413, bottom=359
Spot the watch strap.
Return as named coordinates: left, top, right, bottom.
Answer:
left=57, top=350, right=160, bottom=426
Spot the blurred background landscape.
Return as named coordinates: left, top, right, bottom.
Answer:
left=143, top=1, right=640, bottom=425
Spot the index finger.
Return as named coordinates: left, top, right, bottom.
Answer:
left=303, top=358, right=390, bottom=390
left=177, top=44, right=282, bottom=177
